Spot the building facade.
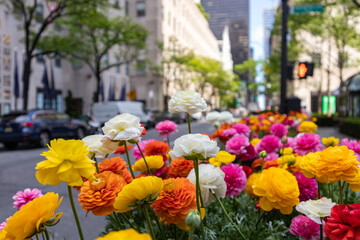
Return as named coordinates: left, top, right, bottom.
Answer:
left=264, top=9, right=275, bottom=59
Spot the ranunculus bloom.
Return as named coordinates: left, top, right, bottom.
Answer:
left=294, top=133, right=323, bottom=156
left=225, top=135, right=250, bottom=157
left=218, top=111, right=234, bottom=125
left=82, top=134, right=119, bottom=159
left=152, top=178, right=196, bottom=226
left=290, top=215, right=322, bottom=240
left=96, top=229, right=151, bottom=240
left=296, top=197, right=336, bottom=224
left=209, top=150, right=236, bottom=167
left=232, top=123, right=251, bottom=137
left=78, top=171, right=127, bottom=216
left=253, top=167, right=300, bottom=214
left=168, top=90, right=207, bottom=114
left=299, top=152, right=320, bottom=179
left=102, top=113, right=144, bottom=142
left=221, top=163, right=247, bottom=198
left=270, top=123, right=288, bottom=138
left=294, top=172, right=317, bottom=201
left=98, top=156, right=133, bottom=184
left=12, top=188, right=43, bottom=210
left=132, top=155, right=164, bottom=172
left=144, top=141, right=170, bottom=158
left=206, top=111, right=221, bottom=127
left=155, top=120, right=178, bottom=138
left=245, top=173, right=261, bottom=197
left=132, top=139, right=156, bottom=160
left=114, top=176, right=163, bottom=213
left=0, top=218, right=9, bottom=231
left=250, top=138, right=261, bottom=146
left=324, top=203, right=360, bottom=240
left=264, top=152, right=279, bottom=161
left=169, top=134, right=219, bottom=160
left=242, top=165, right=252, bottom=178
left=221, top=128, right=238, bottom=138
left=187, top=164, right=226, bottom=206
left=342, top=138, right=360, bottom=161
left=298, top=121, right=318, bottom=133
left=36, top=139, right=95, bottom=186
left=168, top=158, right=194, bottom=178
left=255, top=135, right=282, bottom=154
left=114, top=144, right=133, bottom=154
left=2, top=193, right=62, bottom=239
left=322, top=137, right=339, bottom=147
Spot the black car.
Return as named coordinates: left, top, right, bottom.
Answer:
left=0, top=110, right=89, bottom=149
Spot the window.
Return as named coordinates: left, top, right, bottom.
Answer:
left=125, top=0, right=129, bottom=15
left=114, top=0, right=119, bottom=7
left=136, top=1, right=145, bottom=17
left=55, top=53, right=61, bottom=68
left=36, top=50, right=44, bottom=63
left=35, top=4, right=44, bottom=22
left=136, top=60, right=146, bottom=76
left=115, top=57, right=120, bottom=73
left=125, top=62, right=130, bottom=76
left=103, top=54, right=109, bottom=68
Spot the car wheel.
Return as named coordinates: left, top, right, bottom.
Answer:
left=4, top=143, right=17, bottom=150
left=39, top=132, right=50, bottom=148
left=77, top=128, right=85, bottom=139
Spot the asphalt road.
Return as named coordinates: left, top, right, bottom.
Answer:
left=0, top=121, right=214, bottom=240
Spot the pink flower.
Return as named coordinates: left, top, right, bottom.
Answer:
left=255, top=135, right=282, bottom=154
left=132, top=139, right=156, bottom=160
left=221, top=163, right=247, bottom=198
left=241, top=144, right=256, bottom=161
left=221, top=128, right=238, bottom=138
left=232, top=123, right=251, bottom=137
left=12, top=188, right=43, bottom=210
left=0, top=218, right=9, bottom=231
left=285, top=137, right=295, bottom=148
left=265, top=152, right=279, bottom=161
left=225, top=135, right=250, bottom=158
left=294, top=133, right=323, bottom=156
left=270, top=123, right=288, bottom=138
left=341, top=138, right=360, bottom=161
left=282, top=118, right=294, bottom=127
left=290, top=215, right=323, bottom=240
left=155, top=120, right=178, bottom=138
left=294, top=172, right=317, bottom=201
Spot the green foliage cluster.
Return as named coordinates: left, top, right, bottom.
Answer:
left=340, top=118, right=360, bottom=139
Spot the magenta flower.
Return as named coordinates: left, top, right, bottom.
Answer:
left=241, top=144, right=256, bottom=161
left=290, top=215, right=323, bottom=240
left=132, top=139, right=156, bottom=160
left=221, top=128, right=238, bottom=138
left=155, top=120, right=178, bottom=138
left=255, top=135, right=282, bottom=154
left=0, top=218, right=9, bottom=231
left=12, top=188, right=43, bottom=210
left=232, top=123, right=251, bottom=137
left=294, top=172, right=317, bottom=201
left=225, top=135, right=250, bottom=158
left=285, top=136, right=295, bottom=148
left=294, top=133, right=323, bottom=156
left=270, top=123, right=288, bottom=138
left=221, top=163, right=247, bottom=198
left=341, top=138, right=360, bottom=161
left=265, top=152, right=279, bottom=161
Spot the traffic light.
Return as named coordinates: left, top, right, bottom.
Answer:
left=298, top=62, right=314, bottom=79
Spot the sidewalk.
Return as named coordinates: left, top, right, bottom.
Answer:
left=318, top=126, right=358, bottom=140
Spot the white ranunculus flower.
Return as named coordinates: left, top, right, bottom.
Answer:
left=296, top=197, right=336, bottom=224
left=169, top=134, right=219, bottom=160
left=102, top=113, right=144, bottom=142
left=82, top=134, right=119, bottom=159
left=187, top=164, right=226, bottom=206
left=168, top=90, right=207, bottom=114
left=206, top=111, right=220, bottom=127
left=218, top=111, right=234, bottom=124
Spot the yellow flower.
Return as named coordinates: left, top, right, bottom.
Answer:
left=277, top=154, right=296, bottom=169
left=279, top=147, right=293, bottom=156
left=114, top=176, right=163, bottom=213
left=346, top=171, right=360, bottom=192
left=300, top=152, right=321, bottom=179
left=322, top=137, right=339, bottom=147
left=96, top=229, right=151, bottom=240
left=36, top=139, right=96, bottom=186
left=298, top=121, right=318, bottom=133
left=253, top=168, right=299, bottom=214
left=3, top=192, right=62, bottom=240
left=244, top=173, right=261, bottom=198
left=209, top=150, right=235, bottom=167
left=250, top=138, right=261, bottom=146
left=0, top=231, right=6, bottom=240
left=132, top=155, right=164, bottom=172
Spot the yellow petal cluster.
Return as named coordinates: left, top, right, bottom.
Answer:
left=0, top=231, right=6, bottom=240
left=114, top=176, right=163, bottom=213
left=322, top=137, right=339, bottom=147
left=95, top=229, right=152, bottom=240
left=279, top=147, right=293, bottom=155
left=3, top=192, right=62, bottom=240
left=36, top=139, right=96, bottom=186
left=132, top=155, right=164, bottom=172
left=253, top=168, right=299, bottom=214
left=209, top=150, right=235, bottom=167
left=298, top=121, right=318, bottom=133
left=245, top=173, right=261, bottom=198
left=250, top=138, right=261, bottom=146
left=299, top=152, right=321, bottom=178
left=277, top=154, right=296, bottom=169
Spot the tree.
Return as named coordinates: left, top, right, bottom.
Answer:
left=234, top=59, right=259, bottom=104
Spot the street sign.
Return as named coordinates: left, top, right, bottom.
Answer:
left=290, top=4, right=324, bottom=14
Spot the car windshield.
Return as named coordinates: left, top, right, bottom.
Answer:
left=1, top=112, right=28, bottom=123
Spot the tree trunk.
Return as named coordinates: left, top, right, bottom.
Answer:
left=95, top=69, right=101, bottom=103
left=22, top=55, right=32, bottom=110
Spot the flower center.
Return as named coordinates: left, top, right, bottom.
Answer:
left=90, top=177, right=106, bottom=191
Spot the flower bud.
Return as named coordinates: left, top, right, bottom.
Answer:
left=185, top=209, right=201, bottom=228
left=281, top=136, right=288, bottom=145
left=259, top=150, right=267, bottom=159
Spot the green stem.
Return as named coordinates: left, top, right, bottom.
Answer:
left=124, top=141, right=136, bottom=179
left=338, top=181, right=343, bottom=204
left=211, top=191, right=247, bottom=240
left=67, top=186, right=84, bottom=240
left=188, top=228, right=194, bottom=240
left=142, top=205, right=156, bottom=240
left=35, top=233, right=40, bottom=240
left=260, top=157, right=265, bottom=172
left=92, top=154, right=100, bottom=174
left=112, top=212, right=123, bottom=229
left=193, top=158, right=206, bottom=240
left=187, top=113, right=192, bottom=134
left=119, top=212, right=137, bottom=230
left=150, top=207, right=166, bottom=240
left=44, top=228, right=50, bottom=240
left=320, top=221, right=323, bottom=240
left=136, top=142, right=151, bottom=175
left=255, top=211, right=266, bottom=229
left=344, top=182, right=349, bottom=204
left=317, top=181, right=321, bottom=199
left=288, top=165, right=292, bottom=174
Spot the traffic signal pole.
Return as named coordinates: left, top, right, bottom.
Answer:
left=280, top=0, right=289, bottom=114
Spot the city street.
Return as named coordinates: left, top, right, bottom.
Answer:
left=0, top=121, right=215, bottom=240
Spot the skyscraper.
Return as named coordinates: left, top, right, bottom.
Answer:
left=201, top=0, right=250, bottom=66
left=264, top=9, right=275, bottom=58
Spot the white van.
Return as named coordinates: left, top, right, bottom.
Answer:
left=91, top=101, right=154, bottom=128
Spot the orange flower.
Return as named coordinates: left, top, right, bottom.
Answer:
left=114, top=144, right=133, bottom=154
left=144, top=141, right=170, bottom=157
left=78, top=171, right=127, bottom=216
left=151, top=178, right=196, bottom=226
left=98, top=156, right=133, bottom=184
left=251, top=159, right=280, bottom=171
left=168, top=158, right=194, bottom=178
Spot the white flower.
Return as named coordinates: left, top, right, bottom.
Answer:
left=206, top=111, right=220, bottom=127
left=218, top=111, right=234, bottom=124
left=187, top=164, right=226, bottom=206
left=168, top=90, right=207, bottom=114
left=82, top=134, right=119, bottom=159
left=169, top=134, right=219, bottom=160
left=296, top=197, right=336, bottom=224
left=102, top=113, right=144, bottom=142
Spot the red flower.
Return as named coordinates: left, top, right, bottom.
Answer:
left=242, top=165, right=252, bottom=178
left=140, top=123, right=146, bottom=136
left=114, top=144, right=133, bottom=154
left=324, top=203, right=360, bottom=240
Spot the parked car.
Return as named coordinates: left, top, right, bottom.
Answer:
left=152, top=111, right=187, bottom=124
left=91, top=101, right=155, bottom=128
left=0, top=110, right=89, bottom=149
